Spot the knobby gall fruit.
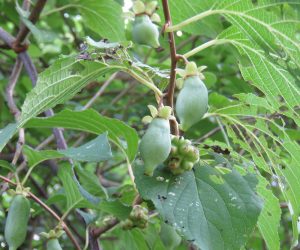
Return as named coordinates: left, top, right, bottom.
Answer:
left=5, top=194, right=30, bottom=250
left=132, top=15, right=160, bottom=48
left=47, top=238, right=62, bottom=250
left=166, top=136, right=199, bottom=175
left=140, top=117, right=171, bottom=176
left=176, top=62, right=208, bottom=131
left=122, top=205, right=149, bottom=230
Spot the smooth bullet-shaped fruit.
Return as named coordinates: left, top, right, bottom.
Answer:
left=140, top=118, right=171, bottom=176
left=5, top=194, right=30, bottom=250
left=47, top=238, right=62, bottom=250
left=132, top=15, right=160, bottom=48
left=176, top=76, right=208, bottom=131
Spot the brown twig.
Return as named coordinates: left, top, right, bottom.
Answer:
left=0, top=175, right=81, bottom=250
left=6, top=57, right=23, bottom=117
left=14, top=0, right=47, bottom=46
left=161, top=0, right=179, bottom=136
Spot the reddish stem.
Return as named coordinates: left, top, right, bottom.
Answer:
left=161, top=0, right=179, bottom=136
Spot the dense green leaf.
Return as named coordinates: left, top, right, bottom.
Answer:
left=211, top=96, right=300, bottom=244
left=257, top=175, right=281, bottom=250
left=78, top=0, right=125, bottom=41
left=25, top=109, right=138, bottom=162
left=161, top=0, right=222, bottom=37
left=19, top=56, right=116, bottom=126
left=23, top=133, right=112, bottom=168
left=60, top=133, right=112, bottom=162
left=75, top=163, right=108, bottom=199
left=58, top=164, right=99, bottom=209
left=98, top=200, right=131, bottom=220
left=135, top=163, right=263, bottom=250
left=0, top=123, right=18, bottom=152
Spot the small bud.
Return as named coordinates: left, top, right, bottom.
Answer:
left=132, top=1, right=145, bottom=14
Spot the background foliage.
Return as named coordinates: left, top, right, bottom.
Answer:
left=0, top=0, right=299, bottom=249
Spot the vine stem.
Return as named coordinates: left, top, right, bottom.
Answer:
left=161, top=0, right=179, bottom=136
left=0, top=175, right=81, bottom=250
left=183, top=39, right=228, bottom=58
left=165, top=9, right=227, bottom=32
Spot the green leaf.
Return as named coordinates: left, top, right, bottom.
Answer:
left=0, top=123, right=18, bottom=152
left=78, top=0, right=125, bottom=41
left=219, top=27, right=300, bottom=125
left=0, top=160, right=15, bottom=172
left=101, top=228, right=150, bottom=250
left=76, top=209, right=98, bottom=225
left=60, top=133, right=112, bottom=162
left=25, top=109, right=138, bottom=162
left=19, top=56, right=116, bottom=126
left=214, top=0, right=300, bottom=68
left=75, top=164, right=108, bottom=199
left=58, top=164, right=98, bottom=209
left=23, top=145, right=62, bottom=168
left=161, top=0, right=222, bottom=37
left=98, top=200, right=131, bottom=220
left=257, top=175, right=281, bottom=250
left=135, top=163, right=263, bottom=250
left=23, top=133, right=112, bottom=169
left=212, top=96, right=300, bottom=245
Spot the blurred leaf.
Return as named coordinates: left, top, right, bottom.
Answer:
left=75, top=163, right=108, bottom=199
left=76, top=209, right=98, bottom=225
left=98, top=200, right=131, bottom=220
left=0, top=160, right=15, bottom=172
left=0, top=123, right=18, bottom=152
left=58, top=165, right=99, bottom=209
left=23, top=145, right=62, bottom=168
left=78, top=0, right=125, bottom=41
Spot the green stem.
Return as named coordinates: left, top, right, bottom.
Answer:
left=125, top=69, right=163, bottom=97
left=183, top=39, right=229, bottom=58
left=216, top=117, right=231, bottom=147
left=61, top=199, right=83, bottom=222
left=41, top=4, right=79, bottom=17
left=166, top=9, right=222, bottom=32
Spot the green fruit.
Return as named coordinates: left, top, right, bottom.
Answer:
left=5, top=194, right=30, bottom=250
left=140, top=118, right=171, bottom=176
left=47, top=238, right=62, bottom=250
left=176, top=76, right=208, bottom=131
left=132, top=15, right=160, bottom=48
left=160, top=223, right=181, bottom=250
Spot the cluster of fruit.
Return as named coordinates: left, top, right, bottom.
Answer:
left=139, top=62, right=208, bottom=176
left=122, top=205, right=149, bottom=230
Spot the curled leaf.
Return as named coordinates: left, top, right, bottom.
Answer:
left=176, top=78, right=184, bottom=89
left=142, top=115, right=153, bottom=124
left=146, top=1, right=158, bottom=15
left=150, top=13, right=161, bottom=23
left=147, top=105, right=158, bottom=118
left=158, top=106, right=172, bottom=119
left=133, top=1, right=145, bottom=14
